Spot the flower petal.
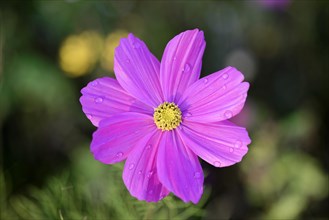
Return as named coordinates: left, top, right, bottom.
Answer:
left=157, top=130, right=203, bottom=204
left=178, top=67, right=249, bottom=123
left=123, top=130, right=170, bottom=202
left=179, top=120, right=251, bottom=168
left=114, top=33, right=163, bottom=107
left=160, top=29, right=206, bottom=102
left=91, top=112, right=155, bottom=164
left=80, top=77, right=151, bottom=127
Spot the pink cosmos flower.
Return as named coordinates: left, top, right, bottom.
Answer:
left=80, top=29, right=251, bottom=204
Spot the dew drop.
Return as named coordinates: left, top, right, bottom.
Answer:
left=229, top=147, right=234, bottom=153
left=234, top=140, right=242, bottom=148
left=147, top=171, right=153, bottom=178
left=194, top=172, right=201, bottom=179
left=91, top=81, right=98, bottom=86
left=222, top=73, right=229, bottom=79
left=173, top=56, right=177, bottom=61
left=214, top=161, right=221, bottom=167
left=86, top=114, right=93, bottom=120
left=221, top=84, right=227, bottom=90
left=224, top=110, right=233, bottom=118
left=203, top=78, right=208, bottom=84
left=95, top=97, right=103, bottom=104
left=138, top=170, right=143, bottom=175
left=128, top=163, right=135, bottom=170
left=116, top=152, right=123, bottom=157
left=146, top=144, right=152, bottom=150
left=183, top=63, right=191, bottom=73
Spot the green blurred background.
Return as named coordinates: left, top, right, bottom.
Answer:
left=1, top=0, right=328, bottom=219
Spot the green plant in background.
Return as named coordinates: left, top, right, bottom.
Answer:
left=241, top=108, right=328, bottom=219
left=1, top=147, right=209, bottom=220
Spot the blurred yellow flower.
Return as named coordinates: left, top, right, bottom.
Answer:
left=101, top=30, right=129, bottom=72
left=59, top=31, right=103, bottom=77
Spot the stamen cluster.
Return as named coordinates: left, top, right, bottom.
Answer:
left=154, top=102, right=182, bottom=131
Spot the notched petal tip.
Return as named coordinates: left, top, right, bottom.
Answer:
left=122, top=131, right=170, bottom=203
left=127, top=33, right=138, bottom=42
left=89, top=113, right=154, bottom=165
left=80, top=77, right=151, bottom=127
left=180, top=120, right=251, bottom=168
left=229, top=66, right=247, bottom=82
left=113, top=30, right=163, bottom=106
left=157, top=131, right=204, bottom=204
left=160, top=28, right=206, bottom=102
left=178, top=64, right=250, bottom=122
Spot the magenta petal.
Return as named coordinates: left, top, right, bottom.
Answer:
left=80, top=77, right=151, bottom=127
left=123, top=130, right=170, bottom=202
left=160, top=29, right=205, bottom=102
left=178, top=67, right=249, bottom=123
left=91, top=113, right=155, bottom=164
left=114, top=33, right=163, bottom=107
left=179, top=120, right=251, bottom=168
left=157, top=131, right=203, bottom=204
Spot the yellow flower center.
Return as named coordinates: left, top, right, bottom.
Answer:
left=153, top=102, right=182, bottom=131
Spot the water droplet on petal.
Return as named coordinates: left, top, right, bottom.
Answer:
left=126, top=59, right=130, bottom=63
left=95, top=97, right=103, bottom=104
left=146, top=144, right=152, bottom=150
left=214, top=161, right=221, bottom=167
left=147, top=171, right=153, bottom=178
left=234, top=140, right=242, bottom=148
left=173, top=56, right=177, bottom=61
left=185, top=112, right=192, bottom=117
left=183, top=63, right=191, bottom=73
left=116, top=152, right=123, bottom=157
left=128, top=163, right=135, bottom=170
left=203, top=78, right=208, bottom=84
left=224, top=110, right=233, bottom=118
left=86, top=114, right=93, bottom=120
left=194, top=172, right=201, bottom=179
left=91, top=81, right=98, bottom=86
left=138, top=170, right=143, bottom=175
left=222, top=84, right=227, bottom=90
left=229, top=147, right=234, bottom=153
left=222, top=73, right=229, bottom=79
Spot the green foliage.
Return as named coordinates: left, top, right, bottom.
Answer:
left=1, top=147, right=209, bottom=220
left=241, top=108, right=328, bottom=219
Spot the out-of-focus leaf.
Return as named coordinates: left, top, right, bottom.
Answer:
left=3, top=147, right=208, bottom=220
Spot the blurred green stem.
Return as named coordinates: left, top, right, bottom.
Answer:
left=143, top=204, right=154, bottom=220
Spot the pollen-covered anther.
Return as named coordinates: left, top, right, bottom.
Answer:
left=153, top=102, right=182, bottom=131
